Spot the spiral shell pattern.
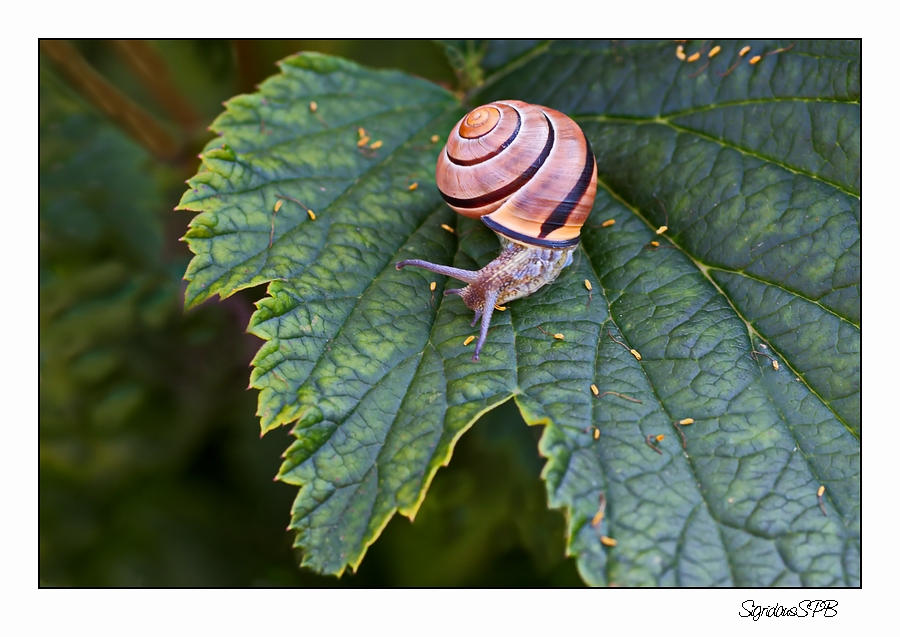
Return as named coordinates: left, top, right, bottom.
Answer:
left=436, top=100, right=597, bottom=248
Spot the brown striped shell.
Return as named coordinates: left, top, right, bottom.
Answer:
left=436, top=100, right=597, bottom=248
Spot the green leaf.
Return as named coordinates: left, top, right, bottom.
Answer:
left=179, top=41, right=859, bottom=585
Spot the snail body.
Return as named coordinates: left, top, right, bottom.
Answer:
left=396, top=100, right=597, bottom=361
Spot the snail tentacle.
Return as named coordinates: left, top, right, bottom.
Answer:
left=399, top=239, right=574, bottom=361
left=395, top=259, right=479, bottom=283
left=395, top=100, right=596, bottom=362
left=473, top=289, right=499, bottom=362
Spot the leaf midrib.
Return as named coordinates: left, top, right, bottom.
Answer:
left=575, top=114, right=859, bottom=198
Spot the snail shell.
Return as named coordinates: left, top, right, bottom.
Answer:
left=436, top=100, right=597, bottom=248
left=396, top=100, right=598, bottom=362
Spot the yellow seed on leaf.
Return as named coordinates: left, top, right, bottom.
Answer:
left=358, top=127, right=366, bottom=138
left=429, top=282, right=436, bottom=292
left=309, top=101, right=318, bottom=112
left=687, top=52, right=701, bottom=63
left=357, top=136, right=370, bottom=147
left=817, top=485, right=825, bottom=497
left=630, top=349, right=642, bottom=361
left=408, top=182, right=418, bottom=191
left=739, top=45, right=751, bottom=56
left=679, top=418, right=695, bottom=425
left=440, top=224, right=455, bottom=234
left=370, top=140, right=383, bottom=149
left=601, top=219, right=616, bottom=227
left=553, top=333, right=565, bottom=340
left=464, top=335, right=475, bottom=346
left=650, top=241, right=660, bottom=247
left=656, top=225, right=668, bottom=234
left=307, top=210, right=316, bottom=220
left=600, top=536, right=617, bottom=547
left=593, top=428, right=600, bottom=440
left=273, top=199, right=283, bottom=213
left=655, top=434, right=665, bottom=442
left=584, top=279, right=593, bottom=291
left=772, top=360, right=780, bottom=370
left=590, top=384, right=599, bottom=396
left=709, top=45, right=721, bottom=58
left=675, top=45, right=686, bottom=61
left=749, top=55, right=762, bottom=65
left=430, top=135, right=439, bottom=143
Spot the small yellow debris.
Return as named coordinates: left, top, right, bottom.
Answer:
left=357, top=136, right=371, bottom=147
left=553, top=333, right=565, bottom=340
left=273, top=199, right=283, bottom=213
left=678, top=418, right=695, bottom=425
left=494, top=305, right=506, bottom=311
left=307, top=210, right=316, bottom=220
left=370, top=140, right=383, bottom=150
left=464, top=335, right=475, bottom=346
left=591, top=493, right=606, bottom=525
left=739, top=45, right=751, bottom=57
left=630, top=349, right=641, bottom=361
left=408, top=182, right=418, bottom=191
left=655, top=434, right=665, bottom=442
left=675, top=45, right=686, bottom=61
left=749, top=55, right=762, bottom=65
left=593, top=428, right=601, bottom=440
left=772, top=360, right=780, bottom=370
left=430, top=134, right=440, bottom=143
left=358, top=127, right=366, bottom=138
left=429, top=282, right=436, bottom=292
left=708, top=45, right=721, bottom=58
left=309, top=101, right=318, bottom=112
left=687, top=52, right=701, bottom=63
left=650, top=241, right=660, bottom=247
left=590, top=384, right=599, bottom=396
left=817, top=485, right=826, bottom=497
left=656, top=225, right=668, bottom=234
left=600, top=536, right=617, bottom=547
left=584, top=279, right=593, bottom=291
left=440, top=224, right=455, bottom=234
left=601, top=219, right=616, bottom=228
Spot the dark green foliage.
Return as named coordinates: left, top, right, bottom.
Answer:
left=41, top=40, right=859, bottom=587
left=39, top=40, right=578, bottom=587
left=178, top=41, right=859, bottom=585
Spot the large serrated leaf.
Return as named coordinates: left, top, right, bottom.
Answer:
left=179, top=42, right=859, bottom=585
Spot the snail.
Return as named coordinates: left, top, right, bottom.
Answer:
left=396, top=100, right=597, bottom=362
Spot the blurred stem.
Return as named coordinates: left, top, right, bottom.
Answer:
left=437, top=40, right=485, bottom=97
left=40, top=40, right=181, bottom=162
left=233, top=40, right=262, bottom=95
left=108, top=40, right=201, bottom=132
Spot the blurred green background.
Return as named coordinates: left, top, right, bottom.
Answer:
left=39, top=39, right=583, bottom=587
